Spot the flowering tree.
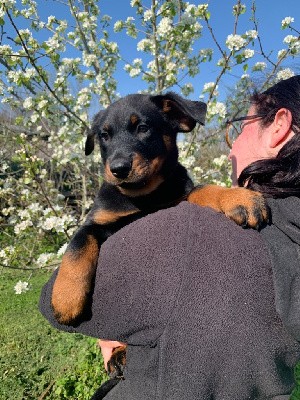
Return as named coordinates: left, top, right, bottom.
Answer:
left=0, top=0, right=299, bottom=291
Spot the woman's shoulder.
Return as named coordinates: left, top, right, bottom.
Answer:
left=102, top=200, right=265, bottom=255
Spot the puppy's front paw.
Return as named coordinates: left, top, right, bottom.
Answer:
left=188, top=185, right=269, bottom=230
left=221, top=188, right=269, bottom=229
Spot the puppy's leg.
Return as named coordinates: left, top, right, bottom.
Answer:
left=187, top=184, right=269, bottom=229
left=52, top=208, right=138, bottom=325
left=51, top=224, right=101, bottom=324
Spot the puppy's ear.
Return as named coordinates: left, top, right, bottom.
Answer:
left=85, top=110, right=105, bottom=156
left=151, top=92, right=206, bottom=132
left=85, top=127, right=95, bottom=156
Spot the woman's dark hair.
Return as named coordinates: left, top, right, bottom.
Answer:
left=238, top=75, right=300, bottom=198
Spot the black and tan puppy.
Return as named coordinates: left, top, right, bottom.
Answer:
left=51, top=92, right=268, bottom=393
left=52, top=91, right=268, bottom=323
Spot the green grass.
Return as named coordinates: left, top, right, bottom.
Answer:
left=0, top=268, right=107, bottom=400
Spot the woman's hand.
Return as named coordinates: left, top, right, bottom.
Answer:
left=97, top=339, right=125, bottom=370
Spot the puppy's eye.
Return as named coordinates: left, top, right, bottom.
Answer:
left=137, top=125, right=149, bottom=134
left=100, top=131, right=109, bottom=141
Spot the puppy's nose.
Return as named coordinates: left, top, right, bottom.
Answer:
left=110, top=159, right=132, bottom=179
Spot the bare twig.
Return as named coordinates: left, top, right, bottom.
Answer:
left=38, top=380, right=56, bottom=400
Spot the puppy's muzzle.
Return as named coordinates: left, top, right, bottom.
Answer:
left=109, top=158, right=132, bottom=179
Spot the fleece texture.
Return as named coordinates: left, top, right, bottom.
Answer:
left=39, top=201, right=300, bottom=400
left=260, top=197, right=300, bottom=342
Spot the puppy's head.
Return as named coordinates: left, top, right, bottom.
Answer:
left=85, top=92, right=206, bottom=196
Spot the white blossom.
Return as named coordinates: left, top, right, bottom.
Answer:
left=28, top=203, right=42, bottom=213
left=281, top=16, right=294, bottom=28
left=0, top=45, right=12, bottom=53
left=130, top=0, right=140, bottom=7
left=283, top=35, right=300, bottom=54
left=157, top=17, right=173, bottom=36
left=14, top=281, right=30, bottom=294
left=19, top=29, right=32, bottom=38
left=0, top=0, right=15, bottom=6
left=180, top=12, right=197, bottom=26
left=283, top=35, right=298, bottom=44
left=83, top=53, right=98, bottom=67
left=76, top=87, right=91, bottom=106
left=37, top=99, right=48, bottom=109
left=226, top=34, right=246, bottom=51
left=47, top=15, right=56, bottom=25
left=129, top=67, right=141, bottom=77
left=243, top=49, right=255, bottom=59
left=213, top=154, right=229, bottom=168
left=276, top=68, right=295, bottom=81
left=137, top=38, right=152, bottom=52
left=203, top=82, right=216, bottom=92
left=36, top=253, right=55, bottom=267
left=202, top=82, right=218, bottom=96
left=17, top=209, right=31, bottom=220
left=181, top=83, right=194, bottom=96
left=277, top=49, right=287, bottom=59
left=14, top=220, right=33, bottom=235
left=40, top=215, right=76, bottom=233
left=62, top=57, right=80, bottom=67
left=245, top=30, right=258, bottom=39
left=0, top=246, right=14, bottom=266
left=133, top=58, right=142, bottom=66
left=57, top=243, right=68, bottom=257
left=252, top=62, right=267, bottom=72
left=143, top=10, right=152, bottom=21
left=207, top=102, right=226, bottom=119
left=114, top=20, right=123, bottom=32
left=45, top=36, right=63, bottom=51
left=23, top=97, right=33, bottom=109
left=30, top=113, right=39, bottom=123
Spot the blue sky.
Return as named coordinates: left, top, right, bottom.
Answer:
left=6, top=0, right=300, bottom=100
left=97, top=0, right=300, bottom=98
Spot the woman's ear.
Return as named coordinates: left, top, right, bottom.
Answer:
left=269, top=108, right=293, bottom=148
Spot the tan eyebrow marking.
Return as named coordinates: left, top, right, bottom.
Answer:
left=103, top=123, right=110, bottom=131
left=130, top=114, right=139, bottom=125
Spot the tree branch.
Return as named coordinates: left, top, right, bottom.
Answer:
left=5, top=8, right=89, bottom=130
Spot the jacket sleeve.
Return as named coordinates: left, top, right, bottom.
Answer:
left=39, top=202, right=195, bottom=343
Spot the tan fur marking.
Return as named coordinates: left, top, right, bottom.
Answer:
left=162, top=134, right=175, bottom=152
left=179, top=117, right=194, bottom=132
left=51, top=235, right=99, bottom=324
left=131, top=153, right=149, bottom=176
left=118, top=154, right=165, bottom=197
left=92, top=209, right=138, bottom=225
left=130, top=114, right=139, bottom=125
left=187, top=185, right=225, bottom=211
left=163, top=99, right=172, bottom=113
left=103, top=123, right=110, bottom=132
left=104, top=162, right=117, bottom=183
left=187, top=185, right=268, bottom=228
left=119, top=175, right=165, bottom=197
left=150, top=155, right=165, bottom=174
left=104, top=152, right=166, bottom=196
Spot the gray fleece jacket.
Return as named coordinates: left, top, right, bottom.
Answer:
left=39, top=199, right=300, bottom=400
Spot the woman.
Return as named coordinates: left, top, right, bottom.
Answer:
left=40, top=75, right=300, bottom=399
